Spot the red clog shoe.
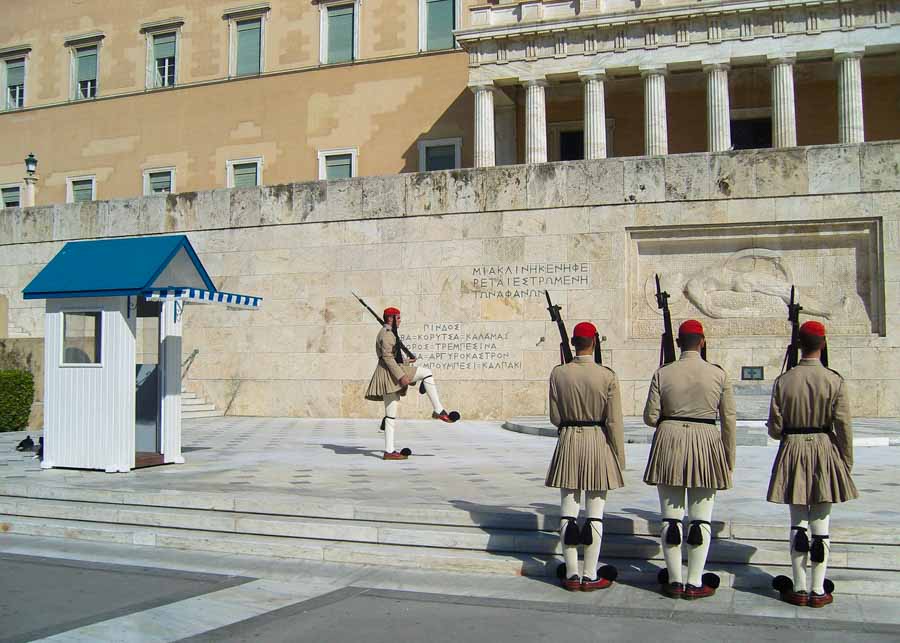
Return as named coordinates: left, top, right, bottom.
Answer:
left=809, top=592, right=833, bottom=608
left=683, top=583, right=716, bottom=600
left=581, top=576, right=613, bottom=592
left=383, top=451, right=408, bottom=460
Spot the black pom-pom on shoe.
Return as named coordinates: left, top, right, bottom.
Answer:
left=400, top=448, right=412, bottom=456
left=824, top=579, right=835, bottom=594
left=598, top=565, right=618, bottom=582
left=701, top=573, right=721, bottom=590
left=657, top=569, right=669, bottom=585
left=772, top=575, right=793, bottom=593
left=448, top=411, right=460, bottom=422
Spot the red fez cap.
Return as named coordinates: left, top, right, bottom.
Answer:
left=679, top=319, right=704, bottom=336
left=383, top=307, right=401, bottom=318
left=572, top=321, right=598, bottom=338
left=800, top=320, right=826, bottom=337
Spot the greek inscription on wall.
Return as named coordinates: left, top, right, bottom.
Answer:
left=400, top=322, right=522, bottom=372
left=471, top=263, right=591, bottom=300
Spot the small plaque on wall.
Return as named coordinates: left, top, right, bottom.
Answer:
left=742, top=366, right=764, bottom=381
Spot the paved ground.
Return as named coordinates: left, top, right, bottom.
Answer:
left=3, top=416, right=898, bottom=528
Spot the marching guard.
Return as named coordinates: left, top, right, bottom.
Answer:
left=767, top=321, right=858, bottom=608
left=545, top=322, right=625, bottom=591
left=364, top=306, right=458, bottom=460
left=642, top=320, right=736, bottom=599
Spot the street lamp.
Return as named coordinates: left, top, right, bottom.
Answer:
left=24, top=153, right=38, bottom=176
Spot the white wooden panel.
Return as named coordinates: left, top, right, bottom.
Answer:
left=160, top=298, right=184, bottom=463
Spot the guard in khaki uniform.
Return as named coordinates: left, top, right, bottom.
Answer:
left=643, top=320, right=736, bottom=600
left=365, top=306, right=457, bottom=460
left=545, top=322, right=625, bottom=592
left=767, top=321, right=858, bottom=609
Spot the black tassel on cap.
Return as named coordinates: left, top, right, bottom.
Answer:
left=562, top=517, right=580, bottom=545
left=792, top=526, right=810, bottom=552
left=687, top=520, right=709, bottom=546
left=810, top=535, right=829, bottom=563
left=663, top=519, right=682, bottom=545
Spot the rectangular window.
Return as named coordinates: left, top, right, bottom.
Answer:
left=5, top=58, right=24, bottom=109
left=325, top=153, right=352, bottom=179
left=426, top=0, right=455, bottom=51
left=418, top=138, right=461, bottom=172
left=63, top=312, right=102, bottom=365
left=236, top=18, right=262, bottom=76
left=153, top=32, right=176, bottom=87
left=147, top=170, right=173, bottom=194
left=1, top=186, right=20, bottom=208
left=76, top=45, right=98, bottom=99
left=327, top=4, right=355, bottom=64
left=69, top=177, right=95, bottom=203
left=232, top=162, right=259, bottom=187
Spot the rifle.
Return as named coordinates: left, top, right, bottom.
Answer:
left=655, top=274, right=676, bottom=366
left=782, top=286, right=802, bottom=373
left=352, top=292, right=416, bottom=363
left=545, top=290, right=573, bottom=364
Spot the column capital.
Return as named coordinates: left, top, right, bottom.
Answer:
left=767, top=53, right=796, bottom=66
left=639, top=64, right=668, bottom=77
left=834, top=47, right=865, bottom=61
left=701, top=59, right=730, bottom=72
left=468, top=80, right=497, bottom=94
left=521, top=75, right=548, bottom=87
left=578, top=69, right=607, bottom=82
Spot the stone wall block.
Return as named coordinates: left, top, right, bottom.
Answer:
left=164, top=192, right=199, bottom=233
left=229, top=187, right=262, bottom=228
left=12, top=206, right=53, bottom=244
left=664, top=154, right=711, bottom=201
left=808, top=145, right=861, bottom=194
left=754, top=148, right=808, bottom=197
left=483, top=165, right=526, bottom=211
left=445, top=169, right=484, bottom=214
left=406, top=172, right=449, bottom=216
left=106, top=198, right=142, bottom=237
left=324, top=179, right=363, bottom=222
left=361, top=175, right=407, bottom=220
left=193, top=189, right=232, bottom=230
left=879, top=379, right=900, bottom=416
left=525, top=162, right=567, bottom=209
left=48, top=204, right=77, bottom=241
left=623, top=157, right=664, bottom=203
left=0, top=210, right=15, bottom=244
left=565, top=158, right=625, bottom=206
left=860, top=141, right=900, bottom=192
left=291, top=181, right=328, bottom=224
left=483, top=237, right=525, bottom=264
left=709, top=151, right=756, bottom=199
left=259, top=184, right=294, bottom=226
left=138, top=196, right=167, bottom=235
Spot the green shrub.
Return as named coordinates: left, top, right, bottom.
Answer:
left=0, top=369, right=34, bottom=432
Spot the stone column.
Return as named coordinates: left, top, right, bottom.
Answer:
left=21, top=175, right=37, bottom=207
left=835, top=49, right=865, bottom=144
left=703, top=61, right=732, bottom=152
left=640, top=66, right=668, bottom=156
left=769, top=55, right=797, bottom=148
left=524, top=77, right=548, bottom=164
left=470, top=82, right=496, bottom=168
left=579, top=70, right=607, bottom=159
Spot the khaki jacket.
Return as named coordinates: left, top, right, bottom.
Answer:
left=767, top=358, right=853, bottom=469
left=364, top=326, right=417, bottom=402
left=549, top=356, right=626, bottom=468
left=643, top=351, right=737, bottom=470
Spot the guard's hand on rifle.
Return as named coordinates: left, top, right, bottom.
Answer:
left=408, top=358, right=417, bottom=363
left=399, top=375, right=411, bottom=387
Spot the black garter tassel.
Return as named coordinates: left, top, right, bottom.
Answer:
left=580, top=518, right=602, bottom=545
left=687, top=520, right=709, bottom=546
left=810, top=535, right=829, bottom=563
left=562, top=517, right=580, bottom=546
left=663, top=519, right=682, bottom=545
left=792, top=526, right=810, bottom=552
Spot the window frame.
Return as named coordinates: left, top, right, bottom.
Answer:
left=1, top=55, right=27, bottom=111
left=60, top=310, right=103, bottom=368
left=226, top=157, right=263, bottom=188
left=418, top=0, right=461, bottom=52
left=317, top=147, right=358, bottom=180
left=66, top=34, right=104, bottom=101
left=225, top=5, right=270, bottom=78
left=142, top=167, right=177, bottom=196
left=0, top=182, right=22, bottom=208
left=141, top=21, right=184, bottom=90
left=319, top=0, right=360, bottom=65
left=66, top=175, right=97, bottom=204
left=547, top=119, right=616, bottom=161
left=418, top=137, right=462, bottom=172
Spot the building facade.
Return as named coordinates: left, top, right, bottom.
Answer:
left=0, top=0, right=898, bottom=207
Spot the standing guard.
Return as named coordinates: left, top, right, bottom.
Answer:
left=643, top=319, right=736, bottom=600
left=767, top=321, right=858, bottom=608
left=546, top=322, right=625, bottom=592
left=364, top=306, right=459, bottom=460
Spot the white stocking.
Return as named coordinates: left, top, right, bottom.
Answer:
left=658, top=485, right=685, bottom=584
left=686, top=488, right=716, bottom=587
left=412, top=367, right=443, bottom=414
left=789, top=504, right=810, bottom=593
left=810, top=503, right=832, bottom=594
left=560, top=488, right=581, bottom=579
left=582, top=491, right=607, bottom=581
left=383, top=393, right=399, bottom=453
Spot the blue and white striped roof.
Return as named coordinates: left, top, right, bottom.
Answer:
left=145, top=288, right=262, bottom=310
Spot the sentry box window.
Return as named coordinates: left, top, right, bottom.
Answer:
left=741, top=366, right=764, bottom=381
left=63, top=312, right=102, bottom=365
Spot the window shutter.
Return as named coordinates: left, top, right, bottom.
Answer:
left=426, top=0, right=454, bottom=51
left=153, top=33, right=176, bottom=60
left=325, top=154, right=352, bottom=180
left=233, top=163, right=258, bottom=187
left=77, top=46, right=98, bottom=81
left=1, top=186, right=20, bottom=207
left=425, top=144, right=456, bottom=171
left=149, top=171, right=172, bottom=193
left=6, top=59, right=24, bottom=86
left=327, top=5, right=354, bottom=64
left=236, top=19, right=261, bottom=75
left=72, top=180, right=93, bottom=202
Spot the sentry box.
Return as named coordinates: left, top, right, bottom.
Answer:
left=22, top=235, right=261, bottom=472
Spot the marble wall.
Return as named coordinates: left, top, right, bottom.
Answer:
left=1, top=142, right=898, bottom=418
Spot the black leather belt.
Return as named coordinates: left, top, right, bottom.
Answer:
left=659, top=416, right=717, bottom=425
left=559, top=420, right=606, bottom=428
left=782, top=426, right=831, bottom=435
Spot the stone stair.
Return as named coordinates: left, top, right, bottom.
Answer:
left=1, top=485, right=897, bottom=594
left=181, top=389, right=222, bottom=420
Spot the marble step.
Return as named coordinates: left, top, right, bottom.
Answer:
left=1, top=499, right=897, bottom=571
left=183, top=409, right=224, bottom=419
left=3, top=514, right=899, bottom=596
left=181, top=402, right=216, bottom=412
